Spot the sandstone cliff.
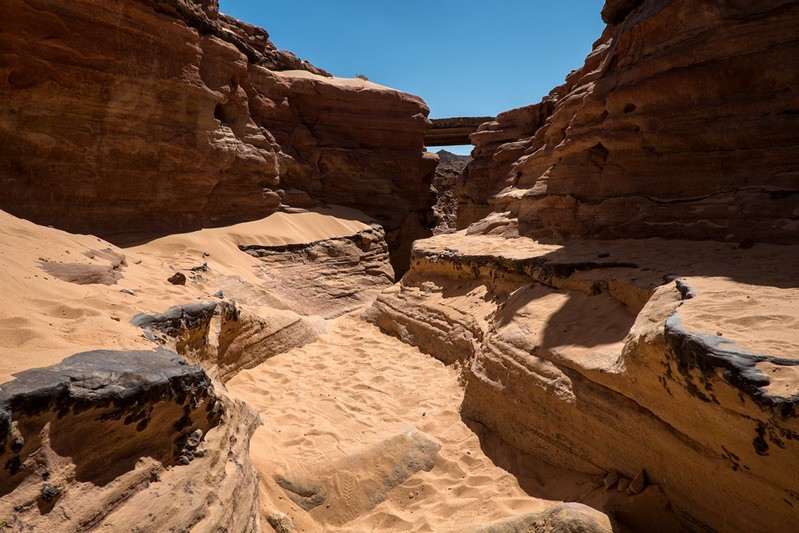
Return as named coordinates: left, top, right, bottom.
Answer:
left=368, top=232, right=799, bottom=531
left=0, top=0, right=437, bottom=275
left=459, top=0, right=799, bottom=243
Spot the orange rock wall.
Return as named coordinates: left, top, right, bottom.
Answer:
left=0, top=0, right=436, bottom=272
left=460, top=0, right=799, bottom=244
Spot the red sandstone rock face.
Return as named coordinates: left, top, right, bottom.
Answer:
left=0, top=0, right=436, bottom=273
left=459, top=0, right=799, bottom=244
left=458, top=100, right=556, bottom=228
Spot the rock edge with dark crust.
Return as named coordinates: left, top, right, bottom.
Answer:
left=0, top=348, right=219, bottom=474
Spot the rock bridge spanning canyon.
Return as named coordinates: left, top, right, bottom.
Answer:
left=424, top=117, right=493, bottom=147
left=1, top=0, right=798, bottom=531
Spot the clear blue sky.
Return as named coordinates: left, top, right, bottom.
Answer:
left=219, top=1, right=606, bottom=154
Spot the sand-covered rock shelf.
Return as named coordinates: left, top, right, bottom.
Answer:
left=368, top=232, right=799, bottom=531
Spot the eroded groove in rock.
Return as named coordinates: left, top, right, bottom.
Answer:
left=368, top=232, right=799, bottom=531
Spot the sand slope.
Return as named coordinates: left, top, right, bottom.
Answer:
left=0, top=207, right=376, bottom=383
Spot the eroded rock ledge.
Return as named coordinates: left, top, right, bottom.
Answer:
left=367, top=233, right=799, bottom=531
left=0, top=348, right=260, bottom=531
left=240, top=226, right=396, bottom=316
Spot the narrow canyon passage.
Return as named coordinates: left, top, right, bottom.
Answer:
left=227, top=312, right=609, bottom=532
left=2, top=0, right=798, bottom=530
left=227, top=311, right=541, bottom=531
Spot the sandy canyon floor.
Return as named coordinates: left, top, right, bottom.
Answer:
left=229, top=311, right=623, bottom=532
left=1, top=205, right=796, bottom=531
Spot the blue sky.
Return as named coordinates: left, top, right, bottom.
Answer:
left=219, top=1, right=606, bottom=154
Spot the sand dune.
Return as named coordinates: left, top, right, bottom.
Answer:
left=0, top=207, right=375, bottom=383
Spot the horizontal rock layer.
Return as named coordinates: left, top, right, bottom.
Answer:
left=0, top=0, right=436, bottom=273
left=459, top=0, right=799, bottom=244
left=424, top=116, right=493, bottom=147
left=367, top=232, right=799, bottom=531
left=241, top=225, right=396, bottom=317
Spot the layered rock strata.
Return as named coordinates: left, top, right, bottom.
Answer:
left=459, top=0, right=799, bottom=243
left=240, top=225, right=395, bottom=317
left=0, top=348, right=261, bottom=531
left=458, top=100, right=555, bottom=228
left=368, top=233, right=799, bottom=531
left=424, top=116, right=493, bottom=147
left=131, top=299, right=317, bottom=381
left=0, top=0, right=436, bottom=273
left=432, top=150, right=471, bottom=235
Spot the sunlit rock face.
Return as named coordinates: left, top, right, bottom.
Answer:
left=0, top=0, right=436, bottom=273
left=368, top=232, right=799, bottom=532
left=459, top=0, right=799, bottom=244
left=0, top=348, right=262, bottom=531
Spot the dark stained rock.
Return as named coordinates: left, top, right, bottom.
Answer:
left=601, top=0, right=645, bottom=24
left=0, top=348, right=220, bottom=495
left=167, top=272, right=187, bottom=285
left=132, top=301, right=219, bottom=342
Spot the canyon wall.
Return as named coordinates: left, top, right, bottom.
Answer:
left=369, top=0, right=799, bottom=530
left=0, top=0, right=436, bottom=274
left=368, top=233, right=799, bottom=531
left=459, top=0, right=799, bottom=244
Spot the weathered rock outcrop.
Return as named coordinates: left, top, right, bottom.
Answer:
left=131, top=299, right=318, bottom=381
left=240, top=225, right=395, bottom=317
left=0, top=348, right=261, bottom=530
left=0, top=206, right=405, bottom=530
left=432, top=150, right=471, bottom=234
left=0, top=0, right=436, bottom=274
left=368, top=233, right=799, bottom=531
left=459, top=101, right=555, bottom=228
left=459, top=0, right=799, bottom=243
